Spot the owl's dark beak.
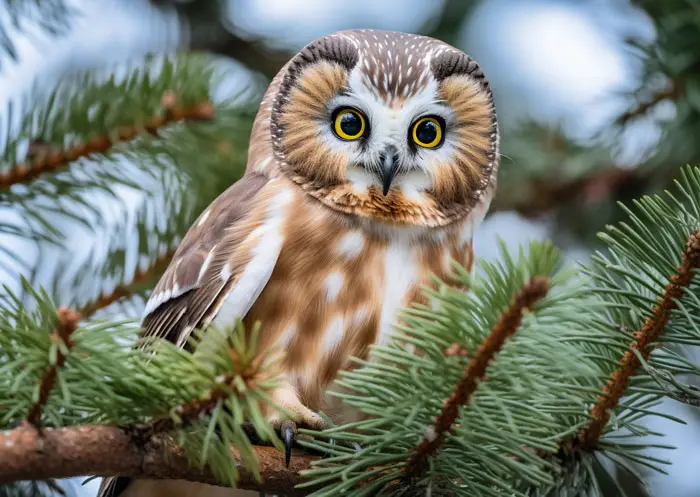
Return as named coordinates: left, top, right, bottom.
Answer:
left=379, top=149, right=399, bottom=196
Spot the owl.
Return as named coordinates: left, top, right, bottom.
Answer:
left=99, top=29, right=499, bottom=497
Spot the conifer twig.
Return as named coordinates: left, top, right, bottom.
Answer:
left=404, top=276, right=550, bottom=478
left=0, top=423, right=316, bottom=495
left=135, top=348, right=269, bottom=440
left=26, top=307, right=80, bottom=427
left=616, top=80, right=681, bottom=125
left=578, top=230, right=700, bottom=447
left=79, top=249, right=176, bottom=318
left=0, top=98, right=215, bottom=189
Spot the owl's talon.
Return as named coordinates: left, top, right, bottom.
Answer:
left=281, top=420, right=296, bottom=468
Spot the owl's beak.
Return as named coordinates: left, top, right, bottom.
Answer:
left=379, top=149, right=399, bottom=196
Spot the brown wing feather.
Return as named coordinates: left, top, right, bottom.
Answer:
left=97, top=173, right=274, bottom=497
left=140, top=172, right=268, bottom=345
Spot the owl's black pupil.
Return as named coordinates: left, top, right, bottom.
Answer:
left=340, top=112, right=362, bottom=136
left=417, top=120, right=438, bottom=144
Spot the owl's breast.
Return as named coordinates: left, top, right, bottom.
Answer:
left=243, top=192, right=474, bottom=416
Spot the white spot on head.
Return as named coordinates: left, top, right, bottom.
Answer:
left=322, top=315, right=345, bottom=354
left=324, top=271, right=344, bottom=302
left=337, top=231, right=365, bottom=259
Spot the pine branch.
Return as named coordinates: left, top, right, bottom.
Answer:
left=78, top=248, right=175, bottom=318
left=0, top=0, right=75, bottom=67
left=0, top=423, right=316, bottom=496
left=404, top=275, right=549, bottom=478
left=0, top=97, right=215, bottom=189
left=25, top=307, right=80, bottom=427
left=578, top=229, right=700, bottom=447
left=615, top=81, right=681, bottom=126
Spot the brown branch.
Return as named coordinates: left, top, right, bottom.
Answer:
left=577, top=230, right=700, bottom=448
left=0, top=99, right=215, bottom=189
left=616, top=80, right=682, bottom=126
left=26, top=307, right=81, bottom=427
left=79, top=249, right=176, bottom=318
left=404, top=276, right=550, bottom=478
left=0, top=423, right=316, bottom=496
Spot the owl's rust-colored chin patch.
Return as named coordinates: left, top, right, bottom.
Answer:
left=287, top=174, right=481, bottom=228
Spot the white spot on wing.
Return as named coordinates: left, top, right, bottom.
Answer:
left=324, top=271, right=344, bottom=302
left=197, top=209, right=210, bottom=227
left=220, top=262, right=232, bottom=282
left=208, top=187, right=293, bottom=336
left=198, top=245, right=216, bottom=283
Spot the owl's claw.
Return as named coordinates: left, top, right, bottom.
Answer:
left=281, top=420, right=296, bottom=468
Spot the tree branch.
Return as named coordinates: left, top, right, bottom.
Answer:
left=577, top=230, right=700, bottom=448
left=0, top=423, right=317, bottom=495
left=26, top=307, right=80, bottom=427
left=615, top=80, right=681, bottom=125
left=404, top=276, right=550, bottom=478
left=0, top=98, right=214, bottom=189
left=79, top=249, right=176, bottom=318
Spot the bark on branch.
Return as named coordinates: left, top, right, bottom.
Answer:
left=0, top=423, right=317, bottom=496
left=0, top=99, right=214, bottom=189
left=577, top=230, right=700, bottom=448
left=404, top=276, right=550, bottom=478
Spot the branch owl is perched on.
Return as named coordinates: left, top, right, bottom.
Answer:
left=100, top=29, right=499, bottom=497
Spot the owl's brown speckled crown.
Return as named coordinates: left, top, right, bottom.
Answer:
left=266, top=29, right=500, bottom=228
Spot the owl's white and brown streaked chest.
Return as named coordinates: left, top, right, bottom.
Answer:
left=218, top=179, right=477, bottom=419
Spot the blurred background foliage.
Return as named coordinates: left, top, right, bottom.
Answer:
left=2, top=0, right=700, bottom=495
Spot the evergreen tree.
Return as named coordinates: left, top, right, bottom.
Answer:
left=2, top=1, right=700, bottom=496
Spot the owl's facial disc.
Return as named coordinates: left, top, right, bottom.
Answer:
left=270, top=29, right=499, bottom=227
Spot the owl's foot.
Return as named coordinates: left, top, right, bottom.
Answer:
left=267, top=385, right=329, bottom=467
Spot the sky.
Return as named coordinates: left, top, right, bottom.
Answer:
left=0, top=1, right=697, bottom=495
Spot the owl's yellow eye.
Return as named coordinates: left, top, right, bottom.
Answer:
left=333, top=108, right=366, bottom=141
left=411, top=116, right=444, bottom=149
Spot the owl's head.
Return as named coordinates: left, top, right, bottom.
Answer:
left=267, top=29, right=499, bottom=228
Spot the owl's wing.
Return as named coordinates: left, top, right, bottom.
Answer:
left=97, top=172, right=288, bottom=497
left=141, top=171, right=288, bottom=348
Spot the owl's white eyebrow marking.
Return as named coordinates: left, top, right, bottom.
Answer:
left=337, top=231, right=365, bottom=258
left=324, top=271, right=344, bottom=302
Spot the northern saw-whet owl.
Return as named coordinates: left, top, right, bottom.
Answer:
left=100, top=29, right=499, bottom=497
